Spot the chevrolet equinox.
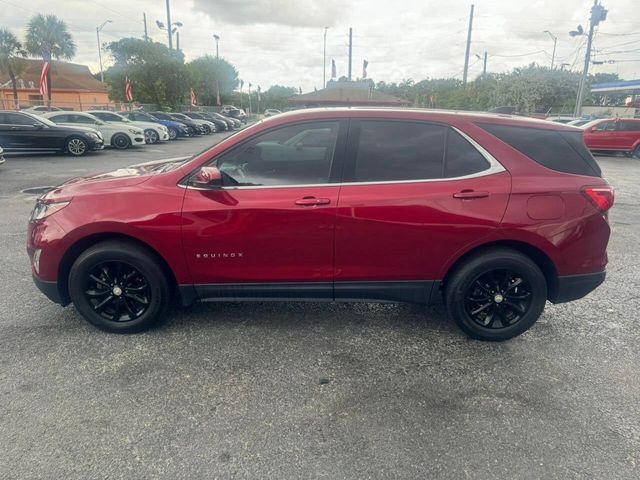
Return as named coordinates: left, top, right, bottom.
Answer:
left=28, top=108, right=614, bottom=340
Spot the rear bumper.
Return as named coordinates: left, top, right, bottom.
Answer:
left=550, top=271, right=606, bottom=303
left=32, top=274, right=66, bottom=305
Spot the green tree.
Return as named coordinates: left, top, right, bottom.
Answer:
left=186, top=55, right=239, bottom=106
left=262, top=85, right=297, bottom=110
left=25, top=14, right=76, bottom=106
left=104, top=37, right=189, bottom=108
left=0, top=28, right=26, bottom=109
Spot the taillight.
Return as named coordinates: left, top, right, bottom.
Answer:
left=582, top=186, right=615, bottom=212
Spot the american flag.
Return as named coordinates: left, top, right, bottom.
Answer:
left=190, top=88, right=197, bottom=106
left=125, top=77, right=133, bottom=102
left=39, top=59, right=51, bottom=97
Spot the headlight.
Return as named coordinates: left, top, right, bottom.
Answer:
left=87, top=132, right=100, bottom=140
left=30, top=201, right=70, bottom=221
left=129, top=129, right=142, bottom=134
left=159, top=126, right=168, bottom=132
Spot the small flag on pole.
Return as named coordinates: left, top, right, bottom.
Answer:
left=362, top=59, right=369, bottom=79
left=190, top=88, right=197, bottom=106
left=39, top=57, right=51, bottom=98
left=124, top=76, right=133, bottom=102
left=331, top=59, right=336, bottom=78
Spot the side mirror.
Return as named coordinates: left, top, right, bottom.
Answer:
left=192, top=166, right=222, bottom=188
left=32, top=123, right=44, bottom=129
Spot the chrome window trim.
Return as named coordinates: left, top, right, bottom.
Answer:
left=181, top=125, right=505, bottom=191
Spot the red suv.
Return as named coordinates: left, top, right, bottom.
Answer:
left=582, top=117, right=640, bottom=157
left=27, top=109, right=614, bottom=340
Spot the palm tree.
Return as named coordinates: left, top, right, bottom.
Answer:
left=25, top=14, right=76, bottom=106
left=0, top=28, right=26, bottom=109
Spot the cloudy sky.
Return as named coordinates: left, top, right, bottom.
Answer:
left=1, top=0, right=638, bottom=91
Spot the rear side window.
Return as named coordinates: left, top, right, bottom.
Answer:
left=354, top=121, right=446, bottom=182
left=445, top=129, right=490, bottom=177
left=478, top=123, right=601, bottom=177
left=620, top=121, right=640, bottom=132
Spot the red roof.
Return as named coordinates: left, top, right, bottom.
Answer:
left=0, top=59, right=107, bottom=93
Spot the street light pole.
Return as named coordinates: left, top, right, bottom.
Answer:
left=165, top=0, right=173, bottom=49
left=544, top=30, right=557, bottom=69
left=96, top=20, right=112, bottom=83
left=323, top=27, right=328, bottom=88
left=213, top=34, right=220, bottom=58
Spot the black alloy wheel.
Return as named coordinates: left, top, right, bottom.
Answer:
left=445, top=248, right=547, bottom=341
left=463, top=269, right=532, bottom=329
left=84, top=261, right=151, bottom=322
left=112, top=133, right=131, bottom=149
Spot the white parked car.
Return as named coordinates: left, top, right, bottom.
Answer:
left=264, top=109, right=281, bottom=117
left=87, top=110, right=169, bottom=144
left=42, top=111, right=145, bottom=149
left=21, top=106, right=65, bottom=115
left=0, top=145, right=4, bottom=166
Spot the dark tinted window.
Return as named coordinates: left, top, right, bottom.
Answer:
left=354, top=121, right=446, bottom=182
left=216, top=121, right=339, bottom=186
left=72, top=114, right=96, bottom=124
left=445, top=129, right=490, bottom=177
left=93, top=112, right=121, bottom=122
left=4, top=113, right=38, bottom=125
left=479, top=123, right=601, bottom=177
left=48, top=114, right=71, bottom=123
left=620, top=121, right=640, bottom=131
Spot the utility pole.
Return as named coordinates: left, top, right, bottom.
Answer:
left=348, top=27, right=353, bottom=81
left=323, top=27, right=328, bottom=88
left=176, top=31, right=180, bottom=51
left=143, top=13, right=148, bottom=41
left=462, top=4, right=474, bottom=85
left=165, top=0, right=173, bottom=50
left=574, top=0, right=607, bottom=117
left=96, top=20, right=112, bottom=83
left=483, top=51, right=487, bottom=76
left=544, top=30, right=557, bottom=69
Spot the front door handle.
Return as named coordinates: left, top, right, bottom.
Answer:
left=453, top=190, right=490, bottom=199
left=295, top=196, right=331, bottom=206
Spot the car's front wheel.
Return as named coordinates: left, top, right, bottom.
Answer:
left=444, top=248, right=547, bottom=341
left=167, top=127, right=178, bottom=140
left=144, top=128, right=159, bottom=144
left=68, top=240, right=171, bottom=333
left=66, top=136, right=88, bottom=157
left=111, top=133, right=132, bottom=149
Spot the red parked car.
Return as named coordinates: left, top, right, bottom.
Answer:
left=27, top=109, right=614, bottom=340
left=582, top=117, right=640, bottom=157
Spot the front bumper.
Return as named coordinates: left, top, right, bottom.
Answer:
left=550, top=271, right=606, bottom=303
left=32, top=274, right=66, bottom=305
left=89, top=139, right=104, bottom=151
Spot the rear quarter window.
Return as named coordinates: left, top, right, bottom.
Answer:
left=477, top=123, right=601, bottom=177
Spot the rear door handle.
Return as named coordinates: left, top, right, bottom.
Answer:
left=295, top=196, right=331, bottom=206
left=453, top=190, right=490, bottom=199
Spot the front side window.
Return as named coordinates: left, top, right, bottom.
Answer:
left=215, top=121, right=340, bottom=187
left=594, top=121, right=618, bottom=131
left=73, top=115, right=96, bottom=124
left=353, top=121, right=446, bottom=182
left=5, top=113, right=38, bottom=126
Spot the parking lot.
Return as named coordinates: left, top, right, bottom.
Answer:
left=1, top=136, right=639, bottom=479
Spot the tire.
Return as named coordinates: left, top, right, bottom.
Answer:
left=168, top=127, right=178, bottom=140
left=65, top=136, right=88, bottom=157
left=111, top=133, right=132, bottom=149
left=68, top=240, right=171, bottom=333
left=444, top=248, right=547, bottom=341
left=144, top=128, right=159, bottom=144
left=202, top=124, right=212, bottom=134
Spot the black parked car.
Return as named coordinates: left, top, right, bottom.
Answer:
left=182, top=112, right=227, bottom=132
left=205, top=111, right=240, bottom=129
left=151, top=112, right=202, bottom=136
left=0, top=111, right=104, bottom=156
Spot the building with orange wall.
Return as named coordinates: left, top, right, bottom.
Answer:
left=0, top=59, right=112, bottom=111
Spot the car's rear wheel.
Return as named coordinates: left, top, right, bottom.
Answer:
left=202, top=124, right=212, bottom=134
left=66, top=136, right=88, bottom=157
left=68, top=240, right=171, bottom=333
left=167, top=127, right=178, bottom=140
left=144, top=128, right=159, bottom=144
left=445, top=249, right=547, bottom=341
left=112, top=133, right=131, bottom=149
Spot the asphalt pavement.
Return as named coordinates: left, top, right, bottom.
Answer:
left=0, top=135, right=639, bottom=479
